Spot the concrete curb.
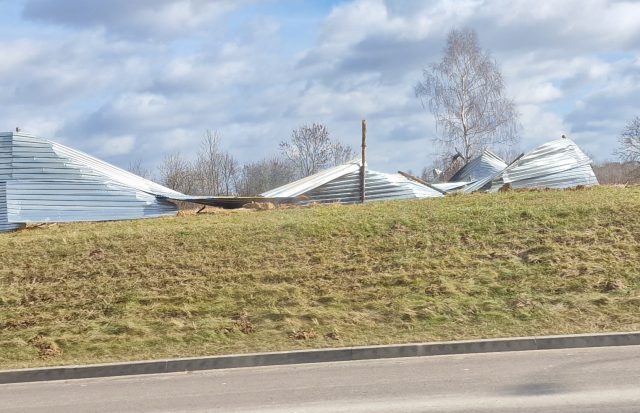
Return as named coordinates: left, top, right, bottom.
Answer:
left=2, top=331, right=639, bottom=384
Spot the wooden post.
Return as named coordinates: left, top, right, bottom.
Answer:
left=360, top=119, right=367, bottom=204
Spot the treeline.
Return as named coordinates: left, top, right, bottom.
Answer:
left=593, top=161, right=640, bottom=185
left=141, top=124, right=354, bottom=197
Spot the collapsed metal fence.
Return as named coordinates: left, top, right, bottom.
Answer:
left=0, top=132, right=599, bottom=233
left=460, top=138, right=598, bottom=193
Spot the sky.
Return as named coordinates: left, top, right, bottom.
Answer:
left=0, top=0, right=639, bottom=175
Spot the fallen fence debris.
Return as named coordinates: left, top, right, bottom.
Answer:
left=0, top=132, right=601, bottom=233
left=0, top=131, right=184, bottom=232
left=261, top=159, right=444, bottom=204
left=0, top=132, right=287, bottom=232
left=450, top=137, right=598, bottom=193
left=449, top=149, right=508, bottom=183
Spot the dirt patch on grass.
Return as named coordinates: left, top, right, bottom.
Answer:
left=233, top=311, right=255, bottom=334
left=290, top=329, right=318, bottom=340
left=29, top=336, right=63, bottom=359
left=243, top=202, right=276, bottom=211
left=596, top=278, right=627, bottom=292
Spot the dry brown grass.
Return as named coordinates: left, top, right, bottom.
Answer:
left=1, top=186, right=640, bottom=369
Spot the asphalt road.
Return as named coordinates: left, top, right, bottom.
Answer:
left=2, top=345, right=640, bottom=412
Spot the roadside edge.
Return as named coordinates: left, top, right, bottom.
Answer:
left=2, top=331, right=638, bottom=384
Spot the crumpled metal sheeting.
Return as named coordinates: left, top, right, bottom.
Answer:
left=11, top=134, right=183, bottom=199
left=461, top=138, right=597, bottom=192
left=501, top=138, right=595, bottom=186
left=267, top=169, right=443, bottom=204
left=0, top=132, right=180, bottom=232
left=449, top=150, right=507, bottom=182
left=460, top=171, right=500, bottom=193
left=262, top=159, right=443, bottom=203
left=490, top=165, right=598, bottom=191
left=448, top=150, right=509, bottom=194
left=261, top=160, right=361, bottom=198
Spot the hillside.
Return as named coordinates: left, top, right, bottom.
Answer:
left=1, top=186, right=640, bottom=369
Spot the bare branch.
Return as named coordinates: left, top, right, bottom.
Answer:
left=158, top=151, right=195, bottom=194
left=237, top=157, right=296, bottom=196
left=280, top=123, right=354, bottom=178
left=617, top=116, right=640, bottom=162
left=127, top=158, right=151, bottom=179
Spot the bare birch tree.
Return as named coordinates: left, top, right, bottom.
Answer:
left=280, top=123, right=354, bottom=178
left=415, top=28, right=519, bottom=164
left=617, top=116, right=640, bottom=162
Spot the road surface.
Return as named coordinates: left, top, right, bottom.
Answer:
left=2, top=345, right=640, bottom=412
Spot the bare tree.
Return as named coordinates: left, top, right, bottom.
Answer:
left=127, top=158, right=151, bottom=179
left=593, top=161, right=640, bottom=184
left=238, top=157, right=296, bottom=196
left=219, top=152, right=239, bottom=196
left=280, top=123, right=354, bottom=178
left=156, top=130, right=241, bottom=198
left=194, top=130, right=222, bottom=195
left=415, top=28, right=519, bottom=164
left=158, top=151, right=194, bottom=194
left=617, top=116, right=640, bottom=162
left=330, top=141, right=356, bottom=166
left=188, top=130, right=241, bottom=196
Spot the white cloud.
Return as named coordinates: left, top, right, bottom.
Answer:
left=519, top=104, right=568, bottom=140
left=0, top=39, right=43, bottom=76
left=98, top=135, right=136, bottom=156
left=0, top=0, right=638, bottom=178
left=22, top=0, right=246, bottom=39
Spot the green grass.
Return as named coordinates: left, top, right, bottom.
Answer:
left=1, top=186, right=640, bottom=369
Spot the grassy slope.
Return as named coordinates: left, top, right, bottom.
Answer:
left=1, top=186, right=640, bottom=369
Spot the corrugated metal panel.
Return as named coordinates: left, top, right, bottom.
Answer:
left=449, top=150, right=507, bottom=182
left=7, top=180, right=177, bottom=223
left=461, top=170, right=503, bottom=193
left=0, top=134, right=23, bottom=231
left=0, top=133, right=12, bottom=180
left=262, top=161, right=443, bottom=203
left=0, top=181, right=24, bottom=232
left=0, top=132, right=180, bottom=232
left=463, top=138, right=598, bottom=193
left=500, top=138, right=597, bottom=188
left=499, top=165, right=598, bottom=190
left=11, top=134, right=183, bottom=198
left=261, top=160, right=361, bottom=198
left=304, top=171, right=443, bottom=203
